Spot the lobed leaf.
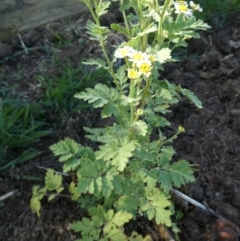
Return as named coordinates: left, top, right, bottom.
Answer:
left=131, top=120, right=148, bottom=136
left=82, top=58, right=108, bottom=70
left=95, top=1, right=110, bottom=17
left=168, top=160, right=195, bottom=187
left=141, top=188, right=171, bottom=226
left=96, top=140, right=136, bottom=171
left=75, top=84, right=119, bottom=108
left=45, top=169, right=62, bottom=191
left=50, top=138, right=79, bottom=156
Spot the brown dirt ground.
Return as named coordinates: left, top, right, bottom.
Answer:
left=1, top=10, right=240, bottom=241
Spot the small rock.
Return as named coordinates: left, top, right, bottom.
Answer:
left=211, top=219, right=238, bottom=241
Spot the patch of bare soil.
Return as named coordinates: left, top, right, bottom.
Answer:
left=1, top=11, right=240, bottom=241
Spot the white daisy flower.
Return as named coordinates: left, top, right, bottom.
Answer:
left=114, top=46, right=134, bottom=58
left=175, top=0, right=188, bottom=6
left=137, top=61, right=152, bottom=77
left=127, top=68, right=140, bottom=79
left=190, top=1, right=203, bottom=12
left=174, top=2, right=193, bottom=18
left=129, top=51, right=149, bottom=64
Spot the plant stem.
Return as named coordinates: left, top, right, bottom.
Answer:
left=137, top=0, right=145, bottom=50
left=157, top=0, right=173, bottom=45
left=120, top=0, right=131, bottom=37
left=139, top=76, right=151, bottom=109
left=86, top=0, right=122, bottom=93
left=86, top=1, right=100, bottom=25
left=100, top=40, right=122, bottom=93
left=129, top=79, right=135, bottom=122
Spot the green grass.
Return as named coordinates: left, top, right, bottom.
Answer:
left=0, top=91, right=52, bottom=171
left=37, top=60, right=111, bottom=126
left=0, top=60, right=111, bottom=171
left=191, top=0, right=240, bottom=25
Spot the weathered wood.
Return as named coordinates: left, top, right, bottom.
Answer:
left=0, top=0, right=88, bottom=40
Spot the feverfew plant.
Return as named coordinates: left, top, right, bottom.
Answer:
left=31, top=0, right=210, bottom=240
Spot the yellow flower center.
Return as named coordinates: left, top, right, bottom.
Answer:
left=149, top=55, right=155, bottom=63
left=138, top=63, right=151, bottom=75
left=128, top=69, right=139, bottom=79
left=132, top=52, right=144, bottom=61
left=179, top=5, right=188, bottom=12
left=119, top=49, right=128, bottom=57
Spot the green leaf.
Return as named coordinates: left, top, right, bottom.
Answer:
left=110, top=211, right=133, bottom=227
left=103, top=211, right=133, bottom=240
left=75, top=84, right=119, bottom=108
left=153, top=104, right=170, bottom=114
left=75, top=159, right=114, bottom=198
left=76, top=177, right=94, bottom=195
left=158, top=146, right=175, bottom=166
left=30, top=197, right=41, bottom=217
left=137, top=24, right=157, bottom=37
left=89, top=205, right=105, bottom=219
left=132, top=120, right=148, bottom=136
left=50, top=138, right=79, bottom=157
left=71, top=217, right=102, bottom=240
left=30, top=186, right=47, bottom=217
left=48, top=194, right=56, bottom=201
left=95, top=1, right=110, bottom=17
left=85, top=20, right=110, bottom=42
left=112, top=175, right=122, bottom=194
left=141, top=188, right=171, bottom=226
left=102, top=103, right=117, bottom=118
left=158, top=171, right=172, bottom=193
left=160, top=89, right=172, bottom=100
left=116, top=195, right=139, bottom=213
left=177, top=87, right=202, bottom=108
left=96, top=140, right=136, bottom=171
left=168, top=160, right=195, bottom=187
left=111, top=23, right=129, bottom=37
left=82, top=58, right=108, bottom=70
left=57, top=186, right=64, bottom=194
left=102, top=177, right=113, bottom=198
left=119, top=0, right=132, bottom=11
left=105, top=227, right=127, bottom=241
left=45, top=169, right=62, bottom=191
left=163, top=14, right=210, bottom=45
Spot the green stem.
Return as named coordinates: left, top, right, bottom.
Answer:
left=142, top=17, right=151, bottom=51
left=120, top=0, right=131, bottom=37
left=100, top=40, right=122, bottom=93
left=129, top=79, right=135, bottom=122
left=85, top=0, right=121, bottom=93
left=137, top=0, right=145, bottom=50
left=156, top=0, right=173, bottom=45
left=139, top=76, right=151, bottom=109
left=86, top=1, right=99, bottom=25
left=158, top=131, right=181, bottom=148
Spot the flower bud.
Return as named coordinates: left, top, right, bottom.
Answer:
left=137, top=109, right=144, bottom=116
left=178, top=126, right=185, bottom=132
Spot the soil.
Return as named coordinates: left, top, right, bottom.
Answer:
left=1, top=9, right=240, bottom=241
